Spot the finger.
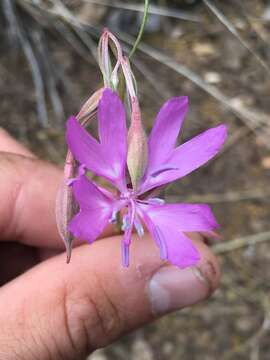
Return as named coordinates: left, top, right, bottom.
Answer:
left=0, top=128, right=34, bottom=157
left=0, top=233, right=220, bottom=360
left=0, top=152, right=116, bottom=248
left=0, top=153, right=63, bottom=248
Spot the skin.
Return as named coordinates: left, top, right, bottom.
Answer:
left=0, top=128, right=221, bottom=360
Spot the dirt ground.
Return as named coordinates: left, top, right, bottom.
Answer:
left=1, top=1, right=270, bottom=359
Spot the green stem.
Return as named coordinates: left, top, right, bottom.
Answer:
left=129, top=0, right=149, bottom=59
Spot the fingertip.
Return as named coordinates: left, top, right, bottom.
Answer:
left=147, top=234, right=221, bottom=316
left=187, top=232, right=221, bottom=292
left=0, top=128, right=34, bottom=157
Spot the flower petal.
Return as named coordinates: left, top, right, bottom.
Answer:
left=139, top=204, right=200, bottom=268
left=147, top=96, right=188, bottom=171
left=66, top=116, right=125, bottom=190
left=140, top=124, right=227, bottom=193
left=144, top=203, right=219, bottom=232
left=68, top=175, right=114, bottom=243
left=98, top=88, right=127, bottom=179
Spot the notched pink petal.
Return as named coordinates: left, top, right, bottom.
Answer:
left=68, top=209, right=109, bottom=244
left=140, top=206, right=200, bottom=268
left=140, top=124, right=228, bottom=193
left=98, top=88, right=127, bottom=176
left=147, top=96, right=188, bottom=171
left=71, top=174, right=113, bottom=210
left=145, top=203, right=219, bottom=232
left=68, top=175, right=114, bottom=243
left=66, top=116, right=125, bottom=189
left=166, top=232, right=200, bottom=268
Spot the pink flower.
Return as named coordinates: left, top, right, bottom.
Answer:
left=66, top=88, right=227, bottom=268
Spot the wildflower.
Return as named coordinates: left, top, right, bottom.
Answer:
left=66, top=88, right=227, bottom=268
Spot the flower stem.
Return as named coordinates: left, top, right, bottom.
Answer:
left=129, top=0, right=149, bottom=59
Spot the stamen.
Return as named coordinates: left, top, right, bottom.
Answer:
left=147, top=198, right=165, bottom=205
left=123, top=226, right=132, bottom=245
left=134, top=217, right=144, bottom=237
left=154, top=226, right=168, bottom=260
left=109, top=210, right=118, bottom=224
left=66, top=164, right=86, bottom=186
left=66, top=178, right=75, bottom=187
left=121, top=241, right=130, bottom=267
left=78, top=164, right=86, bottom=176
left=121, top=214, right=130, bottom=231
left=123, top=199, right=136, bottom=245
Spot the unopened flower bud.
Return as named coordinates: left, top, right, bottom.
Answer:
left=127, top=98, right=148, bottom=189
left=98, top=29, right=123, bottom=90
left=77, top=88, right=104, bottom=123
left=56, top=87, right=105, bottom=263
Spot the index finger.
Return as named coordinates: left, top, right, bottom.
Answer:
left=0, top=131, right=115, bottom=249
left=0, top=128, right=35, bottom=157
left=0, top=152, right=64, bottom=248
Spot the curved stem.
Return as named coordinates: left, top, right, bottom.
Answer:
left=129, top=0, right=149, bottom=59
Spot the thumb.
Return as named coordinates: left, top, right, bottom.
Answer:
left=0, top=234, right=220, bottom=360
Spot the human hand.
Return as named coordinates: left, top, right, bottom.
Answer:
left=0, top=128, right=220, bottom=360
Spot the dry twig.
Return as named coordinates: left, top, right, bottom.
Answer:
left=167, top=188, right=270, bottom=204
left=203, top=0, right=270, bottom=76
left=84, top=0, right=201, bottom=22
left=213, top=231, right=270, bottom=254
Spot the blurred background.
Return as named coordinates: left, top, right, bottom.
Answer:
left=1, top=0, right=270, bottom=359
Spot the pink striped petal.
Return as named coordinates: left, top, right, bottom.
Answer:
left=139, top=204, right=200, bottom=268
left=68, top=175, right=114, bottom=243
left=144, top=203, right=219, bottom=232
left=66, top=116, right=126, bottom=190
left=98, top=88, right=127, bottom=180
left=147, top=96, right=188, bottom=171
left=139, top=124, right=227, bottom=193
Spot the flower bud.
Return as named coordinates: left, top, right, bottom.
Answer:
left=77, top=88, right=104, bottom=123
left=56, top=88, right=104, bottom=263
left=55, top=151, right=76, bottom=263
left=98, top=29, right=123, bottom=90
left=127, top=98, right=148, bottom=189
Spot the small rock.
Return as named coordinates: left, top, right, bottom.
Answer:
left=236, top=317, right=255, bottom=333
left=170, top=26, right=184, bottom=39
left=204, top=72, right=221, bottom=84
left=192, top=42, right=216, bottom=56
left=244, top=244, right=256, bottom=259
left=263, top=5, right=270, bottom=21
left=162, top=341, right=174, bottom=355
left=261, top=156, right=270, bottom=169
left=234, top=19, right=246, bottom=30
left=230, top=95, right=254, bottom=110
left=87, top=349, right=108, bottom=360
left=131, top=339, right=154, bottom=360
